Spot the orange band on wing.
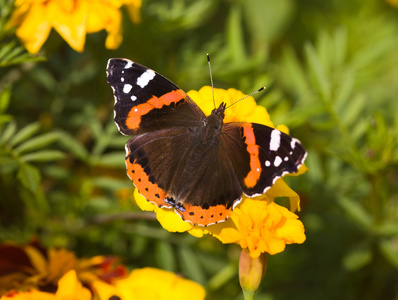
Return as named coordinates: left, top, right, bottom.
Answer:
left=177, top=203, right=231, bottom=226
left=126, top=156, right=168, bottom=207
left=242, top=123, right=261, bottom=188
left=126, top=90, right=186, bottom=130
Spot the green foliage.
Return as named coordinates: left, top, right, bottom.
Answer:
left=1, top=0, right=398, bottom=299
left=0, top=0, right=45, bottom=67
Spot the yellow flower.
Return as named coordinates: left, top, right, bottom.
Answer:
left=8, top=0, right=141, bottom=53
left=93, top=267, right=206, bottom=300
left=133, top=86, right=306, bottom=237
left=0, top=270, right=91, bottom=300
left=214, top=199, right=306, bottom=258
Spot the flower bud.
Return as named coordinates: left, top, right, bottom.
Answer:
left=239, top=249, right=267, bottom=299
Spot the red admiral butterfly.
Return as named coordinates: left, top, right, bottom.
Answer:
left=106, top=58, right=307, bottom=226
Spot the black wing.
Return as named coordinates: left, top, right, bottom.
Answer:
left=106, top=58, right=205, bottom=135
left=125, top=126, right=243, bottom=226
left=222, top=122, right=307, bottom=197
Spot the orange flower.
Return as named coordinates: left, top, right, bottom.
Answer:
left=8, top=0, right=141, bottom=53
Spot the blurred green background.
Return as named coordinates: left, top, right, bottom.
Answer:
left=1, top=0, right=398, bottom=299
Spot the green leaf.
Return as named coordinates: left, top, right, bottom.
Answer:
left=280, top=47, right=309, bottom=97
left=17, top=162, right=41, bottom=193
left=334, top=68, right=355, bottom=113
left=332, top=27, right=348, bottom=68
left=207, top=263, right=237, bottom=291
left=351, top=119, right=368, bottom=141
left=305, top=42, right=331, bottom=102
left=96, top=152, right=125, bottom=168
left=377, top=223, right=398, bottom=237
left=30, top=67, right=58, bottom=92
left=15, top=132, right=60, bottom=154
left=155, top=240, right=176, bottom=272
left=90, top=177, right=129, bottom=191
left=9, top=122, right=40, bottom=147
left=21, top=150, right=65, bottom=162
left=340, top=94, right=365, bottom=127
left=316, top=30, right=332, bottom=72
left=107, top=136, right=129, bottom=148
left=0, top=85, right=11, bottom=113
left=1, top=44, right=24, bottom=63
left=0, top=114, right=12, bottom=126
left=0, top=41, right=45, bottom=67
left=130, top=235, right=149, bottom=258
left=57, top=131, right=89, bottom=161
left=242, top=0, right=293, bottom=46
left=379, top=239, right=398, bottom=269
left=343, top=244, right=372, bottom=271
left=178, top=246, right=206, bottom=285
left=0, top=155, right=18, bottom=174
left=0, top=121, right=16, bottom=144
left=336, top=197, right=373, bottom=230
left=0, top=40, right=15, bottom=61
left=227, top=5, right=246, bottom=62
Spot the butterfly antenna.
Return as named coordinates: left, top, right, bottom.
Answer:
left=207, top=53, right=216, bottom=109
left=226, top=87, right=266, bottom=109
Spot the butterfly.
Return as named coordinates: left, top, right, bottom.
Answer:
left=106, top=58, right=307, bottom=226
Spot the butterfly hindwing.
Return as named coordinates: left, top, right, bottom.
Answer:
left=106, top=58, right=205, bottom=136
left=125, top=125, right=243, bottom=225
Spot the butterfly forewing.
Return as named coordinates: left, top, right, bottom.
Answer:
left=106, top=58, right=205, bottom=136
left=222, top=123, right=307, bottom=197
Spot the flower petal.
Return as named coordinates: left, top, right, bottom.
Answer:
left=56, top=270, right=92, bottom=300
left=133, top=189, right=193, bottom=232
left=265, top=179, right=301, bottom=212
left=116, top=267, right=206, bottom=300
left=156, top=206, right=193, bottom=232
left=215, top=200, right=305, bottom=257
left=125, top=0, right=142, bottom=24
left=13, top=3, right=51, bottom=53
left=48, top=1, right=87, bottom=52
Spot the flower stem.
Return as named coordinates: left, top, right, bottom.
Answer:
left=243, top=289, right=256, bottom=300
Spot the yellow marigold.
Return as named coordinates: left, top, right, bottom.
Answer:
left=8, top=0, right=141, bottom=53
left=93, top=267, right=206, bottom=300
left=0, top=270, right=91, bottom=300
left=133, top=86, right=307, bottom=237
left=215, top=199, right=306, bottom=258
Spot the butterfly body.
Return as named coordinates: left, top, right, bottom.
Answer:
left=107, top=58, right=307, bottom=226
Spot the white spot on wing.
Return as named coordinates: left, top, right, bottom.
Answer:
left=137, top=69, right=155, bottom=88
left=123, top=84, right=132, bottom=93
left=274, top=156, right=282, bottom=167
left=284, top=156, right=289, bottom=161
left=125, top=61, right=133, bottom=69
left=270, top=129, right=281, bottom=151
left=265, top=160, right=271, bottom=167
left=121, top=77, right=124, bottom=82
left=131, top=95, right=137, bottom=101
left=291, top=138, right=298, bottom=149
